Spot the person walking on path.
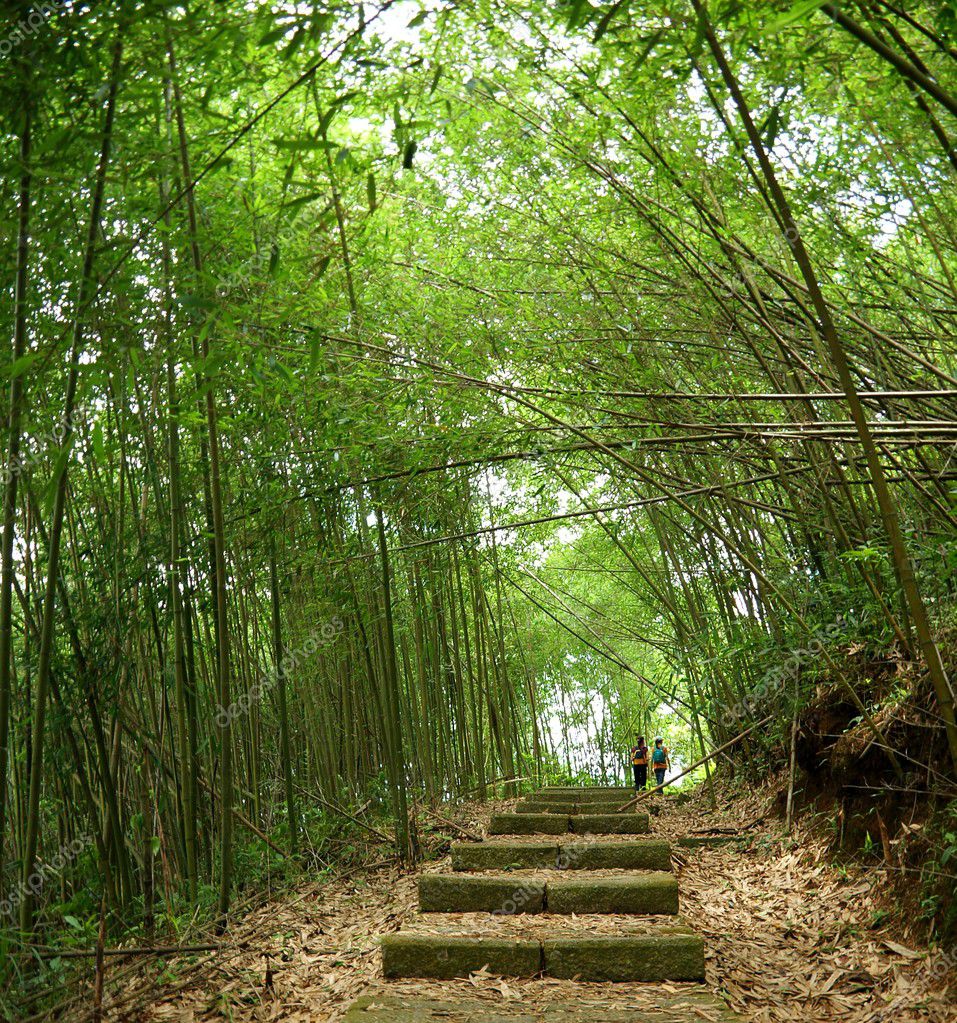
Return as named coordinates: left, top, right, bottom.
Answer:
left=630, top=736, right=649, bottom=791
left=651, top=737, right=670, bottom=791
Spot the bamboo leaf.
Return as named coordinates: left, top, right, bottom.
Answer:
left=273, top=137, right=337, bottom=151
left=4, top=352, right=38, bottom=379
left=765, top=0, right=827, bottom=34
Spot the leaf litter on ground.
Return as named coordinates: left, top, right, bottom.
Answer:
left=101, top=786, right=954, bottom=1022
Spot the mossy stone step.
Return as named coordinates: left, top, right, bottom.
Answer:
left=381, top=934, right=541, bottom=979
left=489, top=813, right=649, bottom=835
left=419, top=875, right=545, bottom=914
left=569, top=813, right=649, bottom=834
left=515, top=800, right=630, bottom=815
left=543, top=932, right=704, bottom=982
left=569, top=839, right=670, bottom=870
left=537, top=787, right=632, bottom=800
left=343, top=992, right=745, bottom=1021
left=379, top=925, right=703, bottom=981
left=488, top=814, right=569, bottom=835
left=344, top=997, right=537, bottom=1023
left=515, top=801, right=579, bottom=814
left=452, top=841, right=561, bottom=871
left=539, top=785, right=632, bottom=791
left=418, top=872, right=678, bottom=915
left=451, top=839, right=672, bottom=872
left=547, top=873, right=678, bottom=914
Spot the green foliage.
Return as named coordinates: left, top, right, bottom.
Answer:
left=1, top=0, right=957, bottom=1010
left=922, top=801, right=957, bottom=940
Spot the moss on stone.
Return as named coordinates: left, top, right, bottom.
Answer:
left=380, top=934, right=542, bottom=979
left=566, top=839, right=672, bottom=871
left=547, top=873, right=678, bottom=915
left=569, top=814, right=649, bottom=835
left=489, top=813, right=569, bottom=835
left=518, top=800, right=630, bottom=814
left=418, top=874, right=546, bottom=914
left=451, top=841, right=561, bottom=871
left=344, top=992, right=744, bottom=1021
left=515, top=801, right=579, bottom=814
left=542, top=933, right=705, bottom=982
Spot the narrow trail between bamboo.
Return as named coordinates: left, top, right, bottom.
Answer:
left=94, top=782, right=953, bottom=1023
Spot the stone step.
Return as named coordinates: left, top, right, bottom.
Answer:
left=419, top=875, right=545, bottom=914
left=567, top=838, right=671, bottom=870
left=418, top=872, right=678, bottom=915
left=451, top=838, right=672, bottom=872
left=514, top=802, right=579, bottom=814
left=380, top=919, right=704, bottom=981
left=452, top=841, right=562, bottom=871
left=489, top=813, right=569, bottom=835
left=488, top=813, right=649, bottom=835
left=382, top=933, right=540, bottom=979
left=544, top=785, right=630, bottom=793
left=570, top=814, right=649, bottom=835
left=343, top=991, right=744, bottom=1021
left=549, top=873, right=678, bottom=914
left=545, top=932, right=704, bottom=982
left=515, top=800, right=630, bottom=814
left=529, top=793, right=638, bottom=810
left=537, top=787, right=632, bottom=800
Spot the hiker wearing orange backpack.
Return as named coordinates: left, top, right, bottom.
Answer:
left=629, top=735, right=649, bottom=791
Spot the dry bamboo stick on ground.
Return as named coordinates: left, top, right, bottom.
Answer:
left=41, top=944, right=222, bottom=960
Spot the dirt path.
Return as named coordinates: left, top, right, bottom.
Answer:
left=103, top=784, right=954, bottom=1023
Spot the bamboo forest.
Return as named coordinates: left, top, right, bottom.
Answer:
left=0, top=0, right=956, bottom=1020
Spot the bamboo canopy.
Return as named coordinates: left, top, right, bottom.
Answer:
left=0, top=2, right=956, bottom=1012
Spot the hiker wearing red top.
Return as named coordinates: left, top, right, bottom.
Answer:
left=629, top=735, right=649, bottom=791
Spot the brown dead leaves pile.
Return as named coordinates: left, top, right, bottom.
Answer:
left=657, top=780, right=955, bottom=1022
left=96, top=786, right=953, bottom=1023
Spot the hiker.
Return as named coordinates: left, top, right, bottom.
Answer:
left=651, top=737, right=670, bottom=790
left=630, top=735, right=649, bottom=791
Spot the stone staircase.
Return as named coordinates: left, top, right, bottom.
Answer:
left=342, top=785, right=743, bottom=1021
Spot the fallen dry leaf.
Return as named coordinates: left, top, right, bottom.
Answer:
left=82, top=787, right=956, bottom=1023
